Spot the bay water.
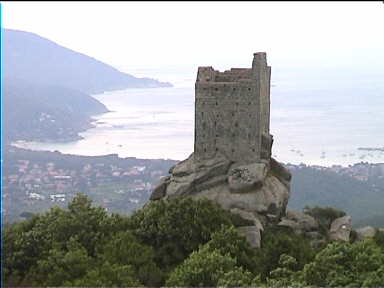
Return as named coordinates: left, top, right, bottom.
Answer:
left=12, top=66, right=384, bottom=166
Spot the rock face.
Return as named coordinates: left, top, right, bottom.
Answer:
left=329, top=215, right=352, bottom=242
left=278, top=210, right=319, bottom=235
left=150, top=152, right=291, bottom=247
left=149, top=53, right=291, bottom=248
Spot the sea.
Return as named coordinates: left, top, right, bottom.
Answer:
left=12, top=65, right=384, bottom=167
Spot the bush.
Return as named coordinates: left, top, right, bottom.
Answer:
left=26, top=237, right=93, bottom=286
left=100, top=231, right=163, bottom=286
left=127, top=198, right=235, bottom=271
left=256, top=225, right=315, bottom=280
left=266, top=254, right=303, bottom=287
left=67, top=262, right=142, bottom=287
left=166, top=246, right=253, bottom=287
left=3, top=194, right=128, bottom=286
left=302, top=239, right=384, bottom=287
left=204, top=225, right=259, bottom=274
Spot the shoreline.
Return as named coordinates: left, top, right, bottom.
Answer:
left=6, top=144, right=384, bottom=169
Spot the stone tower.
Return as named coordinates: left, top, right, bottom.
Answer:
left=194, top=52, right=273, bottom=164
left=150, top=53, right=292, bottom=248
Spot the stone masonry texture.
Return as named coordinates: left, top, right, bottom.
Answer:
left=194, top=52, right=273, bottom=164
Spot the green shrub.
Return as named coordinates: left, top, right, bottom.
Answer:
left=101, top=230, right=163, bottom=286
left=67, top=262, right=142, bottom=287
left=256, top=225, right=315, bottom=280
left=3, top=194, right=127, bottom=286
left=166, top=246, right=253, bottom=287
left=204, top=225, right=259, bottom=274
left=127, top=198, right=234, bottom=270
left=302, top=239, right=384, bottom=287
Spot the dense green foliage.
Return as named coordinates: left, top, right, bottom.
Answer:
left=4, top=194, right=240, bottom=286
left=166, top=247, right=251, bottom=287
left=166, top=226, right=260, bottom=287
left=256, top=225, right=316, bottom=279
left=4, top=194, right=384, bottom=287
left=301, top=239, right=384, bottom=287
left=126, top=197, right=254, bottom=273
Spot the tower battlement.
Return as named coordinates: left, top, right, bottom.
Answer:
left=194, top=52, right=272, bottom=163
left=196, top=67, right=253, bottom=83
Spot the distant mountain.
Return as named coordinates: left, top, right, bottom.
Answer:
left=3, top=78, right=109, bottom=142
left=3, top=29, right=172, bottom=94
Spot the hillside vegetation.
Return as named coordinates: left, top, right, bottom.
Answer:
left=4, top=194, right=384, bottom=287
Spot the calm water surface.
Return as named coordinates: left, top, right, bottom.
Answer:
left=13, top=67, right=384, bottom=166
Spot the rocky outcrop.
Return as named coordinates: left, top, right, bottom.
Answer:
left=278, top=210, right=319, bottom=235
left=355, top=226, right=377, bottom=241
left=149, top=152, right=291, bottom=247
left=237, top=226, right=262, bottom=248
left=149, top=176, right=170, bottom=200
left=329, top=215, right=352, bottom=242
left=148, top=54, right=292, bottom=248
left=230, top=208, right=264, bottom=248
left=228, top=163, right=266, bottom=193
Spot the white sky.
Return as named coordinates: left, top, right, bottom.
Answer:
left=2, top=1, right=384, bottom=71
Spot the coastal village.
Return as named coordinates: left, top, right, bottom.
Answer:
left=2, top=145, right=178, bottom=222
left=4, top=159, right=153, bottom=202
left=286, top=162, right=384, bottom=183
left=3, top=143, right=384, bottom=224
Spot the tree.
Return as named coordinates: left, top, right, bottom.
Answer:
left=4, top=194, right=112, bottom=286
left=66, top=262, right=142, bottom=287
left=3, top=214, right=50, bottom=286
left=166, top=246, right=254, bottom=287
left=302, top=239, right=384, bottom=287
left=256, top=225, right=315, bottom=280
left=26, top=237, right=93, bottom=286
left=101, top=231, right=163, bottom=286
left=266, top=254, right=305, bottom=287
left=204, top=225, right=259, bottom=274
left=127, top=198, right=234, bottom=271
left=217, top=266, right=257, bottom=288
left=65, top=193, right=111, bottom=256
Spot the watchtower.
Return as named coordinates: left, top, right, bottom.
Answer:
left=194, top=52, right=273, bottom=164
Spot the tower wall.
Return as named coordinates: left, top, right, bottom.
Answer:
left=194, top=53, right=272, bottom=164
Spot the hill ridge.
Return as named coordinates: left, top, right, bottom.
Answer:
left=4, top=28, right=172, bottom=94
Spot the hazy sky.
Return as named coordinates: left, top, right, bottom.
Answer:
left=2, top=1, right=384, bottom=71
